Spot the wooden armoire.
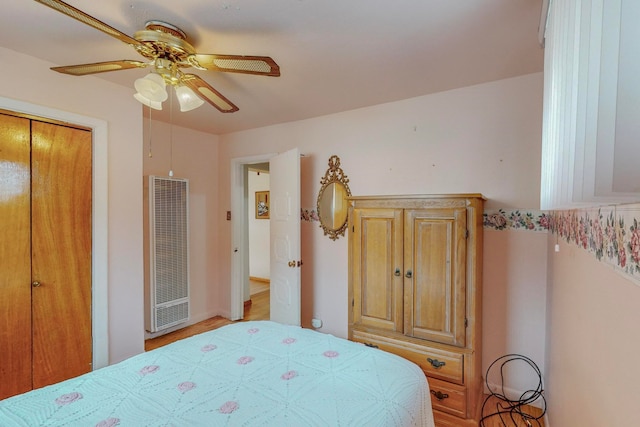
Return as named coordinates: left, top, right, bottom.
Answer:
left=348, top=194, right=484, bottom=426
left=0, top=110, right=93, bottom=400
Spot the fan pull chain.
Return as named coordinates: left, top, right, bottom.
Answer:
left=147, top=104, right=153, bottom=158
left=169, top=87, right=174, bottom=177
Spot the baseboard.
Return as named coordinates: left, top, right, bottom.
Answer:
left=249, top=276, right=270, bottom=283
left=144, top=309, right=224, bottom=340
left=484, top=382, right=546, bottom=410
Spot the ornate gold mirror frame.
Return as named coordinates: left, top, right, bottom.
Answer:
left=317, top=155, right=352, bottom=240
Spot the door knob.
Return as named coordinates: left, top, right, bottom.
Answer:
left=394, top=268, right=401, bottom=276
left=405, top=270, right=412, bottom=278
left=32, top=281, right=41, bottom=287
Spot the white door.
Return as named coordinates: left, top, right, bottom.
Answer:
left=269, top=148, right=301, bottom=325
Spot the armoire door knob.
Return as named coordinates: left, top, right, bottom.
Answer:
left=32, top=281, right=41, bottom=287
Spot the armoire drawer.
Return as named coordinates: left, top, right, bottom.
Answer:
left=427, top=377, right=467, bottom=418
left=351, top=330, right=464, bottom=384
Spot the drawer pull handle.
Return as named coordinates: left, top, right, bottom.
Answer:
left=364, top=342, right=379, bottom=349
left=430, top=390, right=449, bottom=401
left=427, top=358, right=446, bottom=369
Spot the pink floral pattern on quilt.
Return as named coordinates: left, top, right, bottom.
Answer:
left=218, top=401, right=239, bottom=414
left=55, top=392, right=82, bottom=406
left=177, top=381, right=196, bottom=393
left=201, top=344, right=217, bottom=352
left=237, top=356, right=254, bottom=365
left=282, top=337, right=297, bottom=344
left=95, top=417, right=120, bottom=427
left=323, top=350, right=339, bottom=358
left=247, top=328, right=260, bottom=334
left=139, top=365, right=159, bottom=376
left=281, top=370, right=297, bottom=380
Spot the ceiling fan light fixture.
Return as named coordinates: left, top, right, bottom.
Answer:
left=175, top=85, right=205, bottom=112
left=33, top=0, right=281, bottom=116
left=134, top=73, right=168, bottom=102
left=134, top=92, right=163, bottom=110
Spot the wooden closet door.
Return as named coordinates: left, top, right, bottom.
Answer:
left=404, top=207, right=467, bottom=347
left=0, top=114, right=32, bottom=399
left=351, top=207, right=404, bottom=332
left=31, top=121, right=92, bottom=388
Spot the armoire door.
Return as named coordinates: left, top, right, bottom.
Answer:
left=0, top=112, right=92, bottom=399
left=351, top=207, right=404, bottom=333
left=403, top=207, right=467, bottom=347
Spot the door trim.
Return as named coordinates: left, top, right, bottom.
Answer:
left=0, top=97, right=109, bottom=370
left=230, top=153, right=276, bottom=320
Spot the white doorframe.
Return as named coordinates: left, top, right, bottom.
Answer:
left=230, top=153, right=277, bottom=320
left=0, top=97, right=109, bottom=370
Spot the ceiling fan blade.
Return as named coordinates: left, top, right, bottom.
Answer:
left=181, top=74, right=239, bottom=113
left=34, top=0, right=146, bottom=49
left=51, top=60, right=149, bottom=76
left=192, top=54, right=280, bottom=77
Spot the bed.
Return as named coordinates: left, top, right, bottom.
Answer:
left=0, top=321, right=435, bottom=426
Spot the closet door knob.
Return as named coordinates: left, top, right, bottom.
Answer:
left=32, top=281, right=41, bottom=287
left=405, top=270, right=412, bottom=278
left=394, top=269, right=401, bottom=277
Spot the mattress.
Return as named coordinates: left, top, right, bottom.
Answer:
left=0, top=320, right=434, bottom=426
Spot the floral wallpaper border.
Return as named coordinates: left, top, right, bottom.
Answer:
left=483, top=209, right=551, bottom=232
left=301, top=208, right=554, bottom=232
left=301, top=208, right=319, bottom=223
left=303, top=205, right=640, bottom=283
left=548, top=206, right=640, bottom=281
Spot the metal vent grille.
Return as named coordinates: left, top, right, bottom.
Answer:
left=148, top=176, right=190, bottom=332
left=155, top=301, right=190, bottom=330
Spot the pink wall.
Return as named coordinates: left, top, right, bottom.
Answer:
left=483, top=230, right=547, bottom=397
left=547, top=238, right=640, bottom=425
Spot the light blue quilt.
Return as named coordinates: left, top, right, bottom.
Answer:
left=0, top=321, right=434, bottom=426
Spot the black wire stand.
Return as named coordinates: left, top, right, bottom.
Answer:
left=479, top=354, right=546, bottom=427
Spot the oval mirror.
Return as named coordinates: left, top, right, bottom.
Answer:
left=317, top=155, right=351, bottom=240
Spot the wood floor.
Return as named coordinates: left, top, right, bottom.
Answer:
left=145, top=289, right=545, bottom=427
left=145, top=289, right=269, bottom=351
left=480, top=395, right=546, bottom=427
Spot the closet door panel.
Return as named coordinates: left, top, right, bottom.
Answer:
left=31, top=121, right=92, bottom=388
left=0, top=114, right=32, bottom=399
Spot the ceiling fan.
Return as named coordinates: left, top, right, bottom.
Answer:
left=34, top=0, right=281, bottom=113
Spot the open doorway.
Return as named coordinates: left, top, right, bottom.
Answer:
left=230, top=153, right=275, bottom=321
left=246, top=164, right=270, bottom=319
left=230, top=149, right=301, bottom=324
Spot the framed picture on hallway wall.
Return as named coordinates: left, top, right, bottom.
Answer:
left=255, top=191, right=269, bottom=219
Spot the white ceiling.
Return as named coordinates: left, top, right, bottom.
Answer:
left=0, top=0, right=545, bottom=135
